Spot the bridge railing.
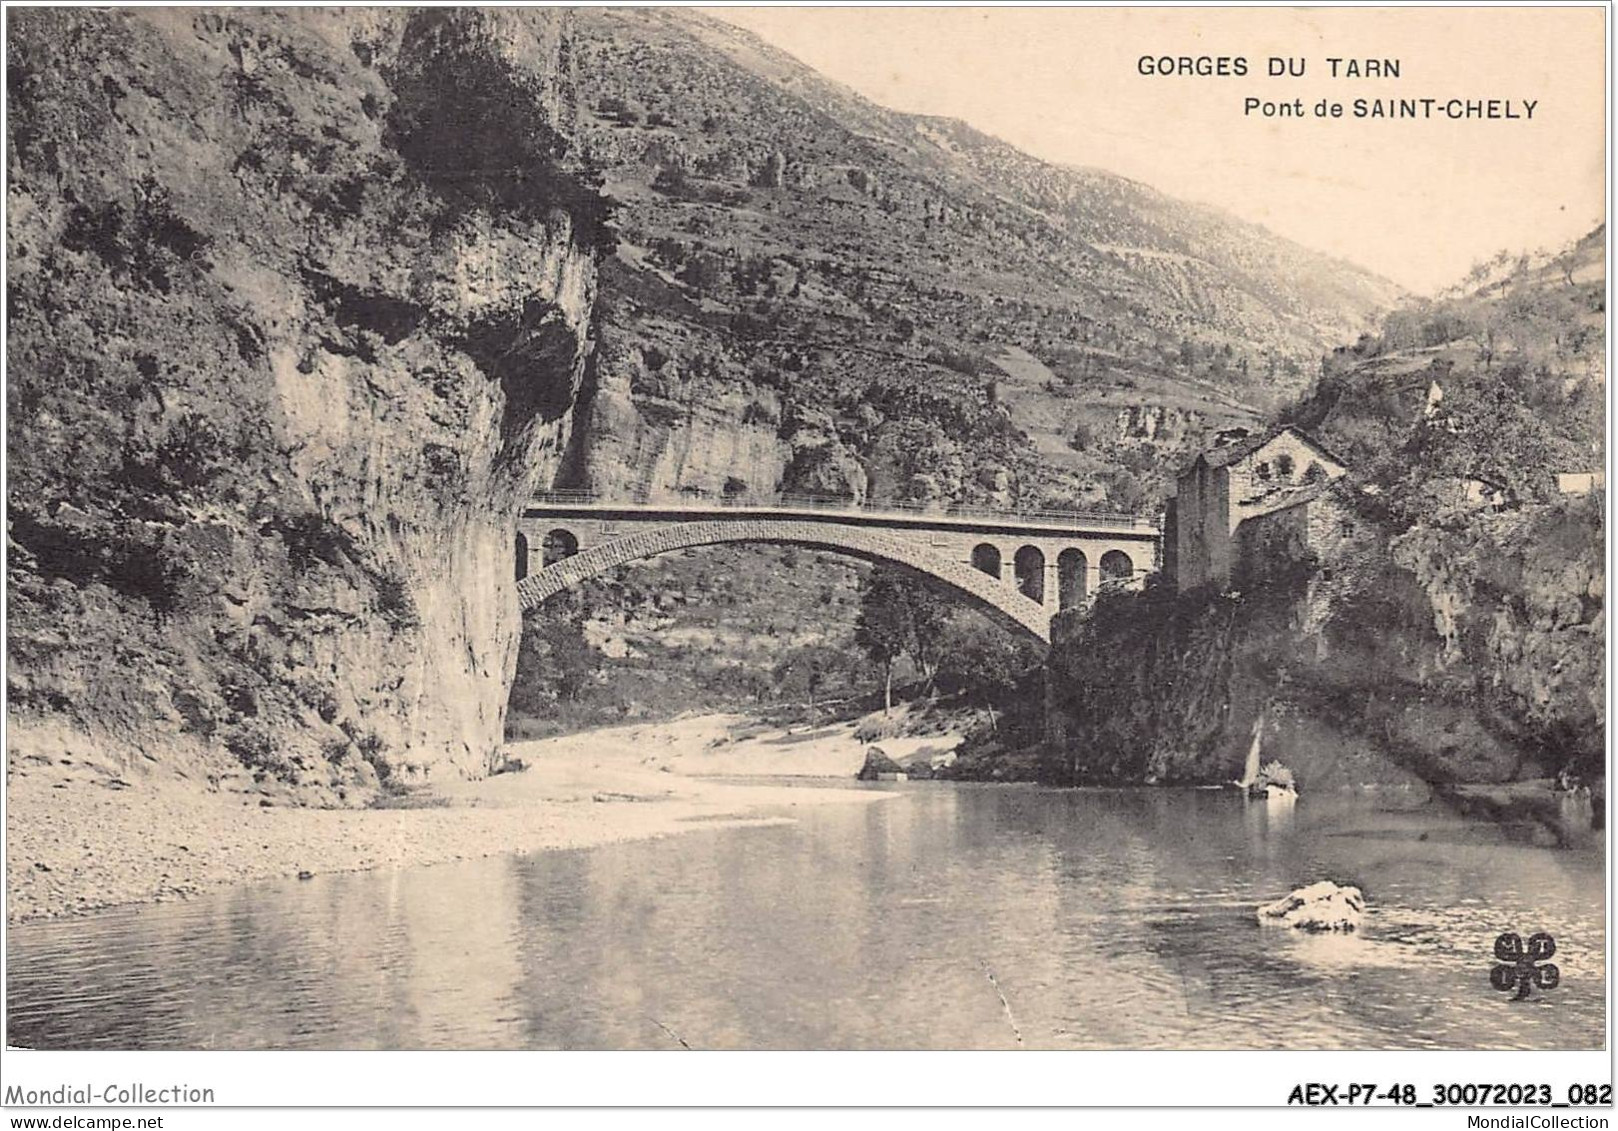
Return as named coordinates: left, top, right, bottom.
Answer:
left=529, top=488, right=1159, bottom=533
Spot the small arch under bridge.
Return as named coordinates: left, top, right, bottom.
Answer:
left=515, top=495, right=1161, bottom=644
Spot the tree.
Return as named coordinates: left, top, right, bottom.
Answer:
left=854, top=570, right=912, bottom=712
left=1108, top=470, right=1147, bottom=511
left=677, top=251, right=727, bottom=291
left=934, top=617, right=1041, bottom=732
left=1417, top=377, right=1563, bottom=502
left=509, top=595, right=596, bottom=717
left=854, top=567, right=952, bottom=710
left=906, top=580, right=951, bottom=685
left=1555, top=250, right=1578, bottom=288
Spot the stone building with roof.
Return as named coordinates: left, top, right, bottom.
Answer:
left=1170, top=426, right=1349, bottom=592
left=1229, top=482, right=1362, bottom=593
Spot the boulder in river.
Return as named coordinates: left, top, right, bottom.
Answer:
left=1256, top=880, right=1365, bottom=932
left=856, top=746, right=907, bottom=782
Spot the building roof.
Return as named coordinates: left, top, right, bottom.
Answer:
left=1200, top=431, right=1275, bottom=470
left=1242, top=479, right=1337, bottom=515
left=1192, top=425, right=1348, bottom=473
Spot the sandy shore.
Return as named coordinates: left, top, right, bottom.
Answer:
left=522, top=711, right=963, bottom=780
left=6, top=714, right=903, bottom=924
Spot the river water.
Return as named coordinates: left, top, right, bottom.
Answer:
left=7, top=784, right=1605, bottom=1050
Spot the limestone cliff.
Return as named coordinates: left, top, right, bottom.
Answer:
left=6, top=8, right=604, bottom=801
left=984, top=226, right=1604, bottom=793
left=1032, top=489, right=1603, bottom=792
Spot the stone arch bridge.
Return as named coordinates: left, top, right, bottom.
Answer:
left=514, top=495, right=1160, bottom=644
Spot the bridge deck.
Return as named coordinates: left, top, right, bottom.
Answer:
left=526, top=491, right=1161, bottom=540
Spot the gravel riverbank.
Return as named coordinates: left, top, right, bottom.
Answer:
left=5, top=715, right=895, bottom=923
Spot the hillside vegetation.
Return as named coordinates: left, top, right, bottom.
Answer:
left=1028, top=228, right=1605, bottom=791
left=1288, top=225, right=1603, bottom=509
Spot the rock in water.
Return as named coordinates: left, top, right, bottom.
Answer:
left=1256, top=881, right=1365, bottom=932
left=855, top=747, right=906, bottom=782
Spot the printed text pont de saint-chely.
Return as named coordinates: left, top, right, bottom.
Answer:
left=1136, top=55, right=1539, bottom=122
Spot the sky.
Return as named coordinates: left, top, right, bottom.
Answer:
left=704, top=6, right=1606, bottom=295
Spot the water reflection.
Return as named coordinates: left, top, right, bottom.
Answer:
left=8, top=786, right=1605, bottom=1050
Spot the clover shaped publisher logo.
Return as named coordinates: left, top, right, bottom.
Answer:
left=1491, top=932, right=1559, bottom=1001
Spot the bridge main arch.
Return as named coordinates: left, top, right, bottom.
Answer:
left=515, top=518, right=1055, bottom=643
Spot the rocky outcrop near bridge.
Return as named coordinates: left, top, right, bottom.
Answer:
left=1005, top=229, right=1606, bottom=798
left=1028, top=489, right=1603, bottom=795
left=6, top=9, right=603, bottom=801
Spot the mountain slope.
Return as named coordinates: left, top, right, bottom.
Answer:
left=507, top=7, right=1408, bottom=741
left=1287, top=224, right=1604, bottom=501
left=556, top=7, right=1404, bottom=512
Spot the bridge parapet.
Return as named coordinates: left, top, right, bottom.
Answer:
left=530, top=490, right=1160, bottom=537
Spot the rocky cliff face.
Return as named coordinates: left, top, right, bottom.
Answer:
left=7, top=8, right=602, bottom=800
left=1029, top=228, right=1605, bottom=793
left=1041, top=492, right=1603, bottom=792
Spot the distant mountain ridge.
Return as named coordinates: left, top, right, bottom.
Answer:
left=676, top=13, right=1398, bottom=327
left=558, top=7, right=1405, bottom=512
